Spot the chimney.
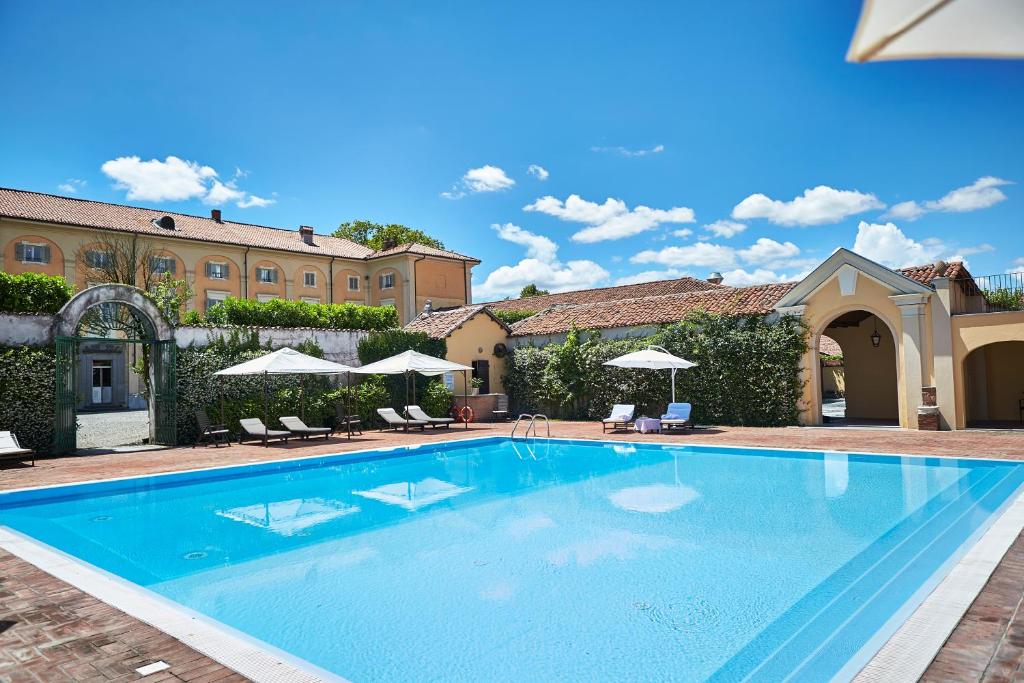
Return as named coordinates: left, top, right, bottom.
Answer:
left=423, top=299, right=433, bottom=314
left=299, top=225, right=315, bottom=245
left=707, top=271, right=724, bottom=285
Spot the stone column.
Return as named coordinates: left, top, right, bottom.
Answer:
left=285, top=276, right=294, bottom=302
left=891, top=293, right=930, bottom=429
left=930, top=278, right=956, bottom=429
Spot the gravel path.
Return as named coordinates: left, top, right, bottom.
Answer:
left=76, top=409, right=149, bottom=448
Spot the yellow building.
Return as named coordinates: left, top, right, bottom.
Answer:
left=0, top=188, right=478, bottom=326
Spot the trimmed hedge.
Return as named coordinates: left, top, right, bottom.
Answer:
left=0, top=346, right=56, bottom=453
left=505, top=312, right=808, bottom=426
left=0, top=272, right=75, bottom=314
left=181, top=296, right=398, bottom=330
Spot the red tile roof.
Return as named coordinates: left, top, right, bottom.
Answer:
left=898, top=261, right=969, bottom=284
left=0, top=188, right=477, bottom=262
left=819, top=335, right=842, bottom=356
left=481, top=276, right=725, bottom=312
left=508, top=283, right=797, bottom=337
left=371, top=242, right=479, bottom=262
left=404, top=305, right=511, bottom=339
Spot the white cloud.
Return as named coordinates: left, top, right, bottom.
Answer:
left=631, top=242, right=737, bottom=269
left=732, top=185, right=884, bottom=226
left=491, top=222, right=557, bottom=262
left=614, top=268, right=691, bottom=286
left=704, top=219, right=747, bottom=238
left=101, top=155, right=273, bottom=208
left=672, top=228, right=694, bottom=238
left=883, top=177, right=1013, bottom=221
left=527, top=164, right=549, bottom=181
left=473, top=223, right=608, bottom=300
left=591, top=144, right=665, bottom=157
left=720, top=268, right=793, bottom=287
left=738, top=237, right=801, bottom=265
left=524, top=193, right=695, bottom=243
left=852, top=221, right=946, bottom=268
left=1010, top=258, right=1024, bottom=273
left=101, top=155, right=216, bottom=202
left=442, top=165, right=515, bottom=199
left=58, top=178, right=86, bottom=194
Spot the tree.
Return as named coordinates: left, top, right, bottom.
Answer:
left=333, top=220, right=445, bottom=251
left=519, top=283, right=550, bottom=298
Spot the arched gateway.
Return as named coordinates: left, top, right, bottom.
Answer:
left=52, top=284, right=177, bottom=453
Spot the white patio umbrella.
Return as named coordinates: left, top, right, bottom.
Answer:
left=603, top=345, right=696, bottom=403
left=352, top=350, right=474, bottom=428
left=214, top=347, right=356, bottom=446
left=847, top=0, right=1024, bottom=62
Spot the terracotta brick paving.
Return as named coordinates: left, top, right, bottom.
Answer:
left=1, top=422, right=1023, bottom=681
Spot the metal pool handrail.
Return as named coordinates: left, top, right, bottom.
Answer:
left=512, top=413, right=550, bottom=439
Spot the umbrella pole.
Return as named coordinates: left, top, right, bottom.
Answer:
left=346, top=371, right=352, bottom=439
left=219, top=376, right=225, bottom=426
left=462, top=369, right=468, bottom=430
left=405, top=371, right=410, bottom=417
left=263, top=371, right=269, bottom=447
left=300, top=375, right=305, bottom=421
left=671, top=368, right=677, bottom=403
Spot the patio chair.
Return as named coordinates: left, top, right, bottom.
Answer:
left=193, top=409, right=230, bottom=448
left=405, top=405, right=454, bottom=429
left=279, top=416, right=332, bottom=441
left=376, top=407, right=427, bottom=432
left=238, top=418, right=291, bottom=444
left=335, top=404, right=363, bottom=436
left=602, top=404, right=635, bottom=433
left=661, top=403, right=693, bottom=431
left=492, top=394, right=510, bottom=422
left=0, top=431, right=34, bottom=466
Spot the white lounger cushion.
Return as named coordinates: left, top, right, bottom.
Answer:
left=377, top=408, right=427, bottom=425
left=0, top=431, right=31, bottom=455
left=603, top=404, right=635, bottom=422
left=405, top=406, right=454, bottom=424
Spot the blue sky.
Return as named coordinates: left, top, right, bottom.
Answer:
left=1, top=1, right=1021, bottom=300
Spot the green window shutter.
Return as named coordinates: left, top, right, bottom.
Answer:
left=205, top=262, right=213, bottom=277
left=222, top=263, right=229, bottom=278
left=41, top=245, right=51, bottom=263
left=15, top=243, right=24, bottom=261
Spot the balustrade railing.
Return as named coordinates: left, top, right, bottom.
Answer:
left=950, top=271, right=1024, bottom=315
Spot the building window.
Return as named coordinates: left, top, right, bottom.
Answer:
left=85, top=250, right=111, bottom=269
left=255, top=266, right=278, bottom=284
left=16, top=242, right=50, bottom=264
left=256, top=293, right=278, bottom=303
left=205, top=291, right=228, bottom=311
left=149, top=256, right=176, bottom=275
left=380, top=298, right=396, bottom=308
left=301, top=296, right=321, bottom=304
left=379, top=272, right=395, bottom=289
left=303, top=271, right=317, bottom=288
left=348, top=275, right=360, bottom=291
left=206, top=261, right=229, bottom=280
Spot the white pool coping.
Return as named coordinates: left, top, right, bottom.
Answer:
left=1, top=434, right=1022, bottom=682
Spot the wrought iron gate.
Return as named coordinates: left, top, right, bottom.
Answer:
left=151, top=340, right=177, bottom=446
left=54, top=337, right=78, bottom=453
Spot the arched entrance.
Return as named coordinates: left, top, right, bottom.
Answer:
left=963, top=341, right=1024, bottom=428
left=817, top=309, right=899, bottom=426
left=53, top=284, right=176, bottom=453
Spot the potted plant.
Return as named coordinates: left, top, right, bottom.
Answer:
left=470, top=377, right=484, bottom=396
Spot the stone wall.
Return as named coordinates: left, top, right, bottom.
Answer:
left=0, top=313, right=55, bottom=346
left=174, top=325, right=369, bottom=366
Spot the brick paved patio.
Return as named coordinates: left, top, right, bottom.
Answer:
left=2, top=423, right=1023, bottom=681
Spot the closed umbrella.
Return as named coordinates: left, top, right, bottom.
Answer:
left=603, top=345, right=696, bottom=403
left=848, top=0, right=1024, bottom=62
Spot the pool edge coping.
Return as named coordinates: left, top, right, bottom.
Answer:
left=1, top=434, right=1021, bottom=682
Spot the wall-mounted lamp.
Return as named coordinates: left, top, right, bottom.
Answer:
left=870, top=315, right=881, bottom=348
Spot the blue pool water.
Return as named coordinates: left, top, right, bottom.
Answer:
left=2, top=437, right=1022, bottom=682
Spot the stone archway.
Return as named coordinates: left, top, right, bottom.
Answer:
left=51, top=284, right=176, bottom=453
left=962, top=341, right=1024, bottom=428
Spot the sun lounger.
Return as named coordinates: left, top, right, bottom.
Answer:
left=238, top=418, right=291, bottom=444
left=194, top=410, right=230, bottom=448
left=660, top=402, right=693, bottom=431
left=0, top=431, right=34, bottom=466
left=280, top=416, right=332, bottom=440
left=602, top=404, right=635, bottom=433
left=377, top=408, right=427, bottom=432
left=405, top=405, right=454, bottom=429
left=335, top=404, right=363, bottom=437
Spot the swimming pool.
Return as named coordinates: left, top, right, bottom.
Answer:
left=1, top=437, right=1022, bottom=682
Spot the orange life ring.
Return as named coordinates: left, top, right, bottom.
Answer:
left=459, top=405, right=474, bottom=423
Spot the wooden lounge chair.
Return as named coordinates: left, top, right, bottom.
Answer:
left=660, top=402, right=694, bottom=431
left=405, top=405, right=454, bottom=429
left=0, top=431, right=34, bottom=466
left=492, top=394, right=510, bottom=422
left=238, top=418, right=291, bottom=444
left=279, top=416, right=332, bottom=441
left=602, top=404, right=635, bottom=433
left=335, top=404, right=362, bottom=436
left=377, top=408, right=427, bottom=432
left=194, top=410, right=230, bottom=448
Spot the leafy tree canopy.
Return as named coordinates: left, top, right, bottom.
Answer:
left=519, top=283, right=550, bottom=298
left=333, top=220, right=445, bottom=251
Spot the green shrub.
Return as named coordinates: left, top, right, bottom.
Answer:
left=420, top=380, right=454, bottom=418
left=983, top=287, right=1024, bottom=311
left=357, top=329, right=448, bottom=411
left=184, top=296, right=398, bottom=330
left=504, top=312, right=807, bottom=426
left=489, top=309, right=536, bottom=326
left=0, top=346, right=56, bottom=453
left=0, top=272, right=75, bottom=314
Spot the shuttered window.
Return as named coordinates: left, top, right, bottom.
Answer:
left=303, top=271, right=316, bottom=287
left=149, top=256, right=176, bottom=274
left=85, top=250, right=111, bottom=268
left=16, top=242, right=50, bottom=264
left=379, top=272, right=395, bottom=289
left=256, top=267, right=278, bottom=283
left=206, top=262, right=229, bottom=279
left=348, top=275, right=360, bottom=291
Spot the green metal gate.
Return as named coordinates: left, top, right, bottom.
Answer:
left=52, top=336, right=178, bottom=454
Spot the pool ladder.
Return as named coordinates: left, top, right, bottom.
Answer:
left=511, top=413, right=550, bottom=439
